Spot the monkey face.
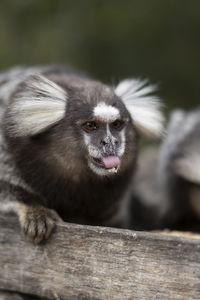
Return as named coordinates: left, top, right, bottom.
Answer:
left=65, top=94, right=132, bottom=176
left=48, top=101, right=133, bottom=179
left=82, top=118, right=127, bottom=176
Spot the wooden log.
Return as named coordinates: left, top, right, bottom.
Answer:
left=0, top=214, right=200, bottom=300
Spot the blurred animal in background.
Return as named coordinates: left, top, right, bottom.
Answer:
left=131, top=109, right=200, bottom=232
left=0, top=66, right=164, bottom=243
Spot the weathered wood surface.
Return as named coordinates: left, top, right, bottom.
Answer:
left=0, top=214, right=200, bottom=300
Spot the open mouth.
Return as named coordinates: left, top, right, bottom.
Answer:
left=90, top=155, right=120, bottom=173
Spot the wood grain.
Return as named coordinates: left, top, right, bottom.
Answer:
left=0, top=214, right=200, bottom=300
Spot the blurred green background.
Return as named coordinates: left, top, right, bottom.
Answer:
left=0, top=0, right=200, bottom=111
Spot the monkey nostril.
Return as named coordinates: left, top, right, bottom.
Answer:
left=100, top=140, right=107, bottom=146
left=115, top=140, right=119, bottom=145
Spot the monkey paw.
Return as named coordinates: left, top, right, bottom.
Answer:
left=19, top=205, right=62, bottom=244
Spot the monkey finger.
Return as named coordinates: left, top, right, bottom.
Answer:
left=48, top=209, right=63, bottom=223
left=44, top=216, right=56, bottom=240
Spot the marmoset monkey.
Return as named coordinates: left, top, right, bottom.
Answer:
left=0, top=66, right=164, bottom=243
left=132, top=109, right=200, bottom=231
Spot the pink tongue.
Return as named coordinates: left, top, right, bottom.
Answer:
left=102, top=156, right=120, bottom=169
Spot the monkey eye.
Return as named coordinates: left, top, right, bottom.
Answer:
left=112, top=120, right=123, bottom=129
left=83, top=121, right=98, bottom=131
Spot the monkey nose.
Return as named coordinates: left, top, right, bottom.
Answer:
left=100, top=136, right=119, bottom=156
left=100, top=138, right=118, bottom=146
left=100, top=139, right=107, bottom=146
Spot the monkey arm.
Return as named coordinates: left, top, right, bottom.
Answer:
left=0, top=181, right=62, bottom=243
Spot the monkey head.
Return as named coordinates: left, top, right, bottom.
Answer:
left=4, top=74, right=165, bottom=180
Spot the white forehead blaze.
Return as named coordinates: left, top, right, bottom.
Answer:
left=93, top=102, right=120, bottom=122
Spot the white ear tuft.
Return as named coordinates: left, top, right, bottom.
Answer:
left=6, top=74, right=67, bottom=137
left=115, top=79, right=165, bottom=138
